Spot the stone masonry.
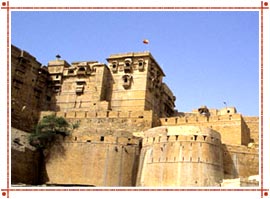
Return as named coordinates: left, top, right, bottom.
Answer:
left=11, top=45, right=259, bottom=187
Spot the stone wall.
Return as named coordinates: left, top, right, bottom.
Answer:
left=40, top=110, right=153, bottom=136
left=39, top=110, right=154, bottom=186
left=136, top=126, right=223, bottom=187
left=243, top=116, right=259, bottom=144
left=44, top=136, right=141, bottom=186
left=160, top=114, right=251, bottom=146
left=11, top=45, right=49, bottom=132
left=222, top=144, right=258, bottom=179
left=11, top=128, right=42, bottom=185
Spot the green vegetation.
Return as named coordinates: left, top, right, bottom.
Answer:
left=29, top=115, right=79, bottom=149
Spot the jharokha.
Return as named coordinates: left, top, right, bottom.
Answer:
left=11, top=45, right=259, bottom=187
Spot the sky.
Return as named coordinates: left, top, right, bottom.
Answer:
left=11, top=11, right=259, bottom=116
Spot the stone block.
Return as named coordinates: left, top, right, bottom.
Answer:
left=66, top=111, right=76, bottom=118
left=86, top=111, right=97, bottom=118
left=76, top=111, right=86, bottom=118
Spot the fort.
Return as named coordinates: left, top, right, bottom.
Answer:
left=11, top=44, right=259, bottom=187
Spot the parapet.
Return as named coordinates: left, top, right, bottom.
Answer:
left=40, top=110, right=153, bottom=120
left=142, top=125, right=221, bottom=146
left=68, top=134, right=140, bottom=146
left=160, top=113, right=242, bottom=126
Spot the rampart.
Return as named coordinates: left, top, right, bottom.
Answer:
left=242, top=116, right=259, bottom=144
left=39, top=110, right=152, bottom=186
left=40, top=110, right=153, bottom=120
left=222, top=144, right=258, bottom=179
left=160, top=114, right=250, bottom=146
left=136, top=126, right=224, bottom=187
left=40, top=110, right=155, bottom=136
left=45, top=136, right=141, bottom=186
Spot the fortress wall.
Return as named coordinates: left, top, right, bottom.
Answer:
left=40, top=110, right=153, bottom=136
left=11, top=128, right=41, bottom=185
left=137, top=126, right=223, bottom=187
left=11, top=45, right=48, bottom=132
left=40, top=110, right=145, bottom=186
left=45, top=137, right=141, bottom=186
left=222, top=144, right=258, bottom=179
left=241, top=117, right=251, bottom=146
left=160, top=114, right=245, bottom=145
left=40, top=110, right=152, bottom=120
left=243, top=117, right=259, bottom=144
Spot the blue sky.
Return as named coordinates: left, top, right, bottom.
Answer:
left=11, top=11, right=259, bottom=116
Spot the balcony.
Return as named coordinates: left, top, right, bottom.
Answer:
left=76, top=85, right=84, bottom=94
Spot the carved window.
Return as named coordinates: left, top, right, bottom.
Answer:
left=13, top=79, right=23, bottom=89
left=124, top=58, right=132, bottom=73
left=122, top=74, right=132, bottom=89
left=111, top=61, right=118, bottom=73
left=138, top=59, right=144, bottom=71
left=53, top=85, right=61, bottom=93
left=77, top=66, right=86, bottom=75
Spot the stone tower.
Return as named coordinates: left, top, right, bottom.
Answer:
left=107, top=52, right=176, bottom=118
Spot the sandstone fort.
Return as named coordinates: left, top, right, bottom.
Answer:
left=11, top=44, right=259, bottom=187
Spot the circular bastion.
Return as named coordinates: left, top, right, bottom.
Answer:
left=136, top=125, right=224, bottom=187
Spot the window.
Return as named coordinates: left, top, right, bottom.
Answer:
left=122, top=75, right=132, bottom=89
left=124, top=77, right=128, bottom=83
left=100, top=136, right=104, bottom=141
left=124, top=58, right=132, bottom=73
left=78, top=67, right=85, bottom=71
left=138, top=59, right=144, bottom=71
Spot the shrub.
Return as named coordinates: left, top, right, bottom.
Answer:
left=29, top=115, right=76, bottom=149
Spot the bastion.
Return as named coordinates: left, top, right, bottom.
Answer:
left=136, top=126, right=223, bottom=186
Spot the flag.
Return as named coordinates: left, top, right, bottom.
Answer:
left=143, top=39, right=149, bottom=44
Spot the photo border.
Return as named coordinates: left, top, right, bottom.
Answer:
left=1, top=1, right=269, bottom=198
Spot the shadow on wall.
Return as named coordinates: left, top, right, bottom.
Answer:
left=11, top=147, right=50, bottom=185
left=222, top=144, right=238, bottom=179
left=39, top=134, right=69, bottom=184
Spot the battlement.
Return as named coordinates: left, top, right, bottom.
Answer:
left=40, top=110, right=153, bottom=120
left=160, top=114, right=242, bottom=125
left=142, top=126, right=221, bottom=146
left=143, top=133, right=221, bottom=146
left=66, top=134, right=140, bottom=146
